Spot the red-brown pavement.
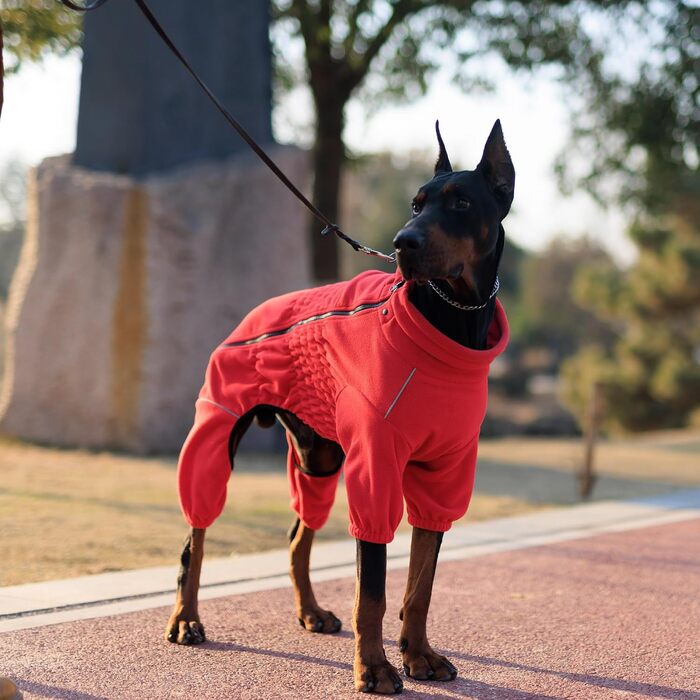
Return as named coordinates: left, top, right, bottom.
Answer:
left=1, top=518, right=698, bottom=700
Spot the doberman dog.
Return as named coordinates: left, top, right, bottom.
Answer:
left=165, top=120, right=514, bottom=694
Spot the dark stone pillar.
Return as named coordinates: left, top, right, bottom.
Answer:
left=74, top=0, right=273, bottom=175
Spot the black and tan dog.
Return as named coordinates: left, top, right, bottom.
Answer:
left=165, top=120, right=514, bottom=694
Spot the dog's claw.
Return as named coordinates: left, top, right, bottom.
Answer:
left=355, top=660, right=403, bottom=694
left=189, top=622, right=205, bottom=644
left=297, top=607, right=342, bottom=634
left=402, top=644, right=456, bottom=682
left=441, top=657, right=458, bottom=679
left=164, top=617, right=206, bottom=646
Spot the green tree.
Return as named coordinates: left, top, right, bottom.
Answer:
left=562, top=216, right=700, bottom=433
left=559, top=2, right=700, bottom=432
left=0, top=1, right=81, bottom=74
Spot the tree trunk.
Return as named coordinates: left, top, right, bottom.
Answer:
left=579, top=381, right=602, bottom=499
left=310, top=93, right=345, bottom=282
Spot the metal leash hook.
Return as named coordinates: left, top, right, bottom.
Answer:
left=321, top=225, right=397, bottom=262
left=57, top=0, right=398, bottom=265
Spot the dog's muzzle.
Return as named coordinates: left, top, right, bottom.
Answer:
left=394, top=227, right=436, bottom=282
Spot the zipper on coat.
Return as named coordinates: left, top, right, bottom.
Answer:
left=222, top=280, right=405, bottom=348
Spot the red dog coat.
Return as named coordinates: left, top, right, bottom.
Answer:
left=178, top=269, right=509, bottom=544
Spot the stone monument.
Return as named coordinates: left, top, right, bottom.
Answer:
left=74, top=0, right=273, bottom=174
left=0, top=0, right=310, bottom=452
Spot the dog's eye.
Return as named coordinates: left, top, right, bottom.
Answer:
left=411, top=201, right=422, bottom=216
left=455, top=198, right=471, bottom=210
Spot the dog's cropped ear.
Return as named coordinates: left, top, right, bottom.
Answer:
left=434, top=120, right=453, bottom=175
left=477, top=119, right=515, bottom=219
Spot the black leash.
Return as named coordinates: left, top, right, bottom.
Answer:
left=58, top=0, right=396, bottom=263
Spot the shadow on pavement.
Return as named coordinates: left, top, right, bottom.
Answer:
left=16, top=680, right=108, bottom=700
left=190, top=640, right=353, bottom=672
left=190, top=638, right=570, bottom=700
left=435, top=651, right=700, bottom=700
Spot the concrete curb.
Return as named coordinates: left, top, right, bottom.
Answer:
left=1, top=488, right=699, bottom=633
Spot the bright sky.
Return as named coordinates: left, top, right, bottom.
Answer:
left=0, top=51, right=633, bottom=261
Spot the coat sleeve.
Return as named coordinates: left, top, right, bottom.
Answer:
left=403, top=435, right=479, bottom=533
left=335, top=385, right=412, bottom=544
left=177, top=351, right=240, bottom=529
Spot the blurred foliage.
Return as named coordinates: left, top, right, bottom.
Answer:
left=510, top=237, right=617, bottom=361
left=271, top=0, right=647, bottom=116
left=562, top=213, right=700, bottom=433
left=0, top=0, right=81, bottom=74
left=549, top=2, right=698, bottom=213
left=555, top=2, right=700, bottom=433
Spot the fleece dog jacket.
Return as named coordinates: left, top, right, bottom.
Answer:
left=178, top=269, right=509, bottom=544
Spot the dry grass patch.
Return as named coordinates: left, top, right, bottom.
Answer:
left=0, top=439, right=346, bottom=586
left=478, top=430, right=700, bottom=488
left=1, top=429, right=697, bottom=586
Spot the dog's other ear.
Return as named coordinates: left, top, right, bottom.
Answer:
left=477, top=119, right=515, bottom=218
left=434, top=120, right=453, bottom=175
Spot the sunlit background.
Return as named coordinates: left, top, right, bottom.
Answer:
left=0, top=1, right=697, bottom=586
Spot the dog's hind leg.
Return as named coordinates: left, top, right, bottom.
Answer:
left=398, top=528, right=457, bottom=681
left=164, top=527, right=206, bottom=645
left=279, top=411, right=344, bottom=634
left=288, top=517, right=342, bottom=633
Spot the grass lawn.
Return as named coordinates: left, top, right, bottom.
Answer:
left=1, top=430, right=698, bottom=586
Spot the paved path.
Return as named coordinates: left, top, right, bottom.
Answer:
left=1, top=492, right=699, bottom=699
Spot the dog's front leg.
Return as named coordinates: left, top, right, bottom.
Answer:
left=353, top=540, right=403, bottom=694
left=164, top=527, right=206, bottom=645
left=399, top=528, right=457, bottom=681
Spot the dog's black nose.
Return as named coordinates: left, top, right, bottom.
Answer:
left=393, top=228, right=424, bottom=251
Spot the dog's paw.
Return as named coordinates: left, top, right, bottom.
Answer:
left=297, top=606, right=342, bottom=634
left=164, top=613, right=206, bottom=645
left=401, top=643, right=457, bottom=682
left=354, top=660, right=403, bottom=694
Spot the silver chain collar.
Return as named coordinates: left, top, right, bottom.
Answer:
left=427, top=276, right=500, bottom=311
